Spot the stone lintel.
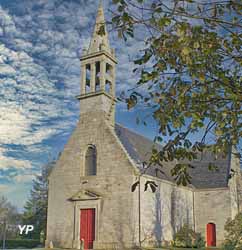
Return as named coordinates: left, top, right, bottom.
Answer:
left=69, top=189, right=101, bottom=201
left=80, top=50, right=117, bottom=64
left=76, top=90, right=117, bottom=102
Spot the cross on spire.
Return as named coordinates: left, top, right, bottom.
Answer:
left=98, top=0, right=103, bottom=8
left=88, top=1, right=111, bottom=54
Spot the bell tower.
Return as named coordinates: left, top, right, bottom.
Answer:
left=77, top=2, right=117, bottom=126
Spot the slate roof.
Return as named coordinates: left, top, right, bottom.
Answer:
left=115, top=124, right=231, bottom=189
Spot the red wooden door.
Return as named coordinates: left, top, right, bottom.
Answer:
left=207, top=223, right=216, bottom=247
left=80, top=209, right=95, bottom=249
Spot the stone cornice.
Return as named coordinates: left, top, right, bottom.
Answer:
left=80, top=50, right=117, bottom=64
left=76, top=90, right=117, bottom=101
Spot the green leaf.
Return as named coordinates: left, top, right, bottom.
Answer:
left=131, top=181, right=140, bottom=192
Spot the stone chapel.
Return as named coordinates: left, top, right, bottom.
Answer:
left=46, top=3, right=242, bottom=249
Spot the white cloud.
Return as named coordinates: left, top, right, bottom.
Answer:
left=0, top=64, right=16, bottom=76
left=0, top=184, right=9, bottom=192
left=0, top=8, right=20, bottom=39
left=13, top=38, right=33, bottom=52
left=0, top=41, right=76, bottom=148
left=20, top=127, right=60, bottom=145
left=0, top=148, right=32, bottom=170
left=13, top=174, right=35, bottom=183
left=0, top=0, right=145, bottom=208
left=0, top=106, right=30, bottom=144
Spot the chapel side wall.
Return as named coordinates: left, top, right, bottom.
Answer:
left=228, top=150, right=242, bottom=217
left=46, top=113, right=138, bottom=249
left=194, top=188, right=231, bottom=246
left=137, top=175, right=194, bottom=247
left=239, top=173, right=242, bottom=213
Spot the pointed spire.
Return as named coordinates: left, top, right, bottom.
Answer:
left=88, top=1, right=111, bottom=54
left=98, top=0, right=103, bottom=8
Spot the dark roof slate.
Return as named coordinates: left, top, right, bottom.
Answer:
left=115, top=123, right=231, bottom=189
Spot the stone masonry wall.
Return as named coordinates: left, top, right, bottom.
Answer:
left=133, top=175, right=194, bottom=247
left=228, top=150, right=242, bottom=217
left=46, top=110, right=138, bottom=249
left=194, top=188, right=231, bottom=246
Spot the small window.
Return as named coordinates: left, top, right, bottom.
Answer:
left=105, top=81, right=111, bottom=93
left=106, top=63, right=112, bottom=74
left=85, top=64, right=91, bottom=93
left=85, top=145, right=97, bottom=176
left=95, top=61, right=101, bottom=91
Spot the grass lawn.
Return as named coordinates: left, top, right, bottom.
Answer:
left=142, top=248, right=219, bottom=250
left=6, top=248, right=221, bottom=250
left=4, top=247, right=223, bottom=250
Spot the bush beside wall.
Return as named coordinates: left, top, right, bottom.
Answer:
left=172, top=224, right=205, bottom=248
left=0, top=239, right=41, bottom=249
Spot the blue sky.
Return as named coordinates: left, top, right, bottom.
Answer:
left=0, top=0, right=160, bottom=210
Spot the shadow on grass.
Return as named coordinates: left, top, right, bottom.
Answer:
left=19, top=248, right=222, bottom=250
left=142, top=248, right=222, bottom=250
left=58, top=248, right=221, bottom=250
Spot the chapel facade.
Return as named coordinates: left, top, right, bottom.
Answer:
left=46, top=3, right=242, bottom=249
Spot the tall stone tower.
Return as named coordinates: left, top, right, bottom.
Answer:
left=77, top=2, right=117, bottom=126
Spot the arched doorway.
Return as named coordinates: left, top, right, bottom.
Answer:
left=206, top=223, right=216, bottom=247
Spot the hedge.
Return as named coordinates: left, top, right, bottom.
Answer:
left=0, top=239, right=41, bottom=248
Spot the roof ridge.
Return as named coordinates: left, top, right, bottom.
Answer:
left=115, top=123, right=158, bottom=145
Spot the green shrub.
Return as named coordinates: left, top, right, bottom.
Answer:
left=223, top=212, right=242, bottom=250
left=0, top=239, right=41, bottom=249
left=172, top=224, right=205, bottom=248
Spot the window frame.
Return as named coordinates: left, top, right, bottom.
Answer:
left=84, top=145, right=97, bottom=176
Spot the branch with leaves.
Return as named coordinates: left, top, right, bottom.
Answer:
left=110, top=0, right=242, bottom=185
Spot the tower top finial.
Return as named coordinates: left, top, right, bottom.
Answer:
left=88, top=1, right=111, bottom=54
left=98, top=0, right=103, bottom=8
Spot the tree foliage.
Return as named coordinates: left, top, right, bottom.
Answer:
left=22, top=162, right=54, bottom=240
left=172, top=224, right=205, bottom=248
left=110, top=0, right=242, bottom=185
left=0, top=196, right=20, bottom=239
left=223, top=212, right=242, bottom=250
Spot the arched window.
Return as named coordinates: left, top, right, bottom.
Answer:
left=85, top=145, right=97, bottom=176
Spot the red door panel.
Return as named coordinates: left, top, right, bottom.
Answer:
left=207, top=223, right=216, bottom=247
left=80, top=209, right=95, bottom=249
